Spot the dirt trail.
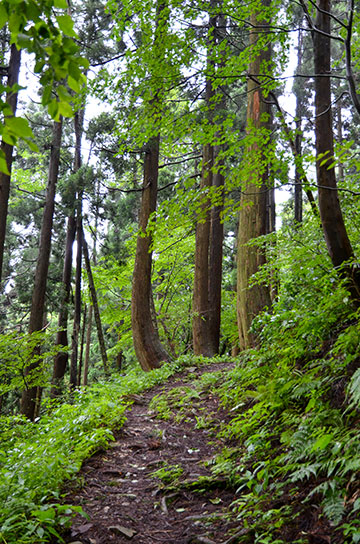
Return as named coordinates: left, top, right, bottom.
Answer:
left=65, top=361, right=239, bottom=544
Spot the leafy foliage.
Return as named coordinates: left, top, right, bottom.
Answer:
left=0, top=360, right=183, bottom=543
left=0, top=0, right=88, bottom=171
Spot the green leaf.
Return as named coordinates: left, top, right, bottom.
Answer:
left=57, top=84, right=72, bottom=103
left=0, top=5, right=8, bottom=30
left=32, top=508, right=56, bottom=521
left=2, top=129, right=16, bottom=145
left=41, top=85, right=52, bottom=106
left=58, top=101, right=73, bottom=117
left=34, top=59, right=45, bottom=73
left=312, top=433, right=333, bottom=451
left=16, top=33, right=32, bottom=48
left=6, top=116, right=34, bottom=139
left=48, top=99, right=59, bottom=120
left=0, top=156, right=10, bottom=175
left=305, top=397, right=316, bottom=413
left=54, top=0, right=68, bottom=7
left=77, top=57, right=90, bottom=70
left=25, top=139, right=39, bottom=152
left=62, top=37, right=78, bottom=55
left=67, top=75, right=80, bottom=93
left=56, top=14, right=77, bottom=37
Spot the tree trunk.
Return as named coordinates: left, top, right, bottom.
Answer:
left=131, top=0, right=170, bottom=371
left=236, top=0, right=272, bottom=350
left=193, top=7, right=225, bottom=357
left=192, top=139, right=213, bottom=356
left=83, top=305, right=93, bottom=386
left=77, top=304, right=87, bottom=387
left=0, top=44, right=21, bottom=285
left=208, top=144, right=225, bottom=354
left=82, top=230, right=109, bottom=375
left=69, top=206, right=82, bottom=389
left=69, top=109, right=85, bottom=389
left=294, top=30, right=303, bottom=225
left=20, top=120, right=63, bottom=420
left=51, top=213, right=76, bottom=397
left=313, top=0, right=360, bottom=298
left=131, top=135, right=170, bottom=371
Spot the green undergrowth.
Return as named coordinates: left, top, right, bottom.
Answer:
left=149, top=363, right=229, bottom=428
left=150, top=312, right=360, bottom=543
left=214, top=318, right=360, bottom=543
left=0, top=359, right=191, bottom=544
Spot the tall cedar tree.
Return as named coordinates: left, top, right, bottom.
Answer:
left=51, top=211, right=76, bottom=396
left=0, top=44, right=21, bottom=285
left=131, top=1, right=170, bottom=371
left=192, top=5, right=225, bottom=356
left=20, top=120, right=62, bottom=420
left=69, top=109, right=84, bottom=389
left=236, top=0, right=272, bottom=350
left=312, top=0, right=360, bottom=299
left=132, top=135, right=170, bottom=370
left=294, top=28, right=303, bottom=224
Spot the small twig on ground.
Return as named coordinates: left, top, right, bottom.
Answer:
left=220, top=528, right=252, bottom=544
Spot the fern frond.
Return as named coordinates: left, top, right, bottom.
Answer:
left=348, top=369, right=360, bottom=408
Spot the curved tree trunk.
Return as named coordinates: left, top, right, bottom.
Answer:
left=131, top=135, right=170, bottom=371
left=236, top=1, right=272, bottom=350
left=131, top=0, right=170, bottom=371
left=0, top=44, right=21, bottom=285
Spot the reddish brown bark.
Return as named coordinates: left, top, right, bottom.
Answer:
left=236, top=2, right=272, bottom=350
left=131, top=136, right=170, bottom=371
left=77, top=304, right=87, bottom=387
left=131, top=1, right=170, bottom=371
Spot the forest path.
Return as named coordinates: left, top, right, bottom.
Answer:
left=65, top=360, right=240, bottom=544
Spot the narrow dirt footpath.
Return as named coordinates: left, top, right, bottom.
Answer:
left=65, top=361, right=239, bottom=544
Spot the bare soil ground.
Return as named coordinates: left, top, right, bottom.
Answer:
left=64, top=361, right=240, bottom=544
